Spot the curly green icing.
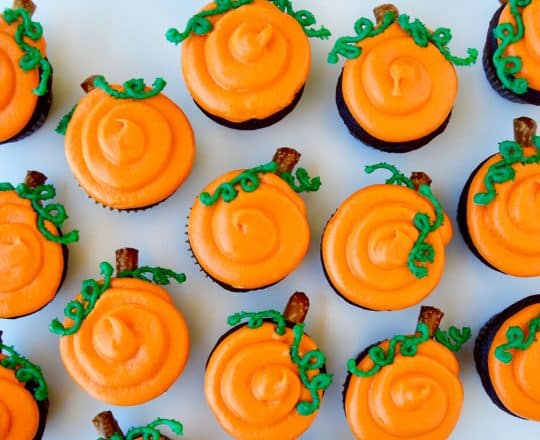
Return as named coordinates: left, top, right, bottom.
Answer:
left=55, top=105, right=77, bottom=135
left=93, top=76, right=166, bottom=100
left=365, top=163, right=445, bottom=279
left=347, top=322, right=430, bottom=378
left=492, top=0, right=532, bottom=95
left=328, top=11, right=477, bottom=66
left=105, top=418, right=184, bottom=440
left=166, top=0, right=329, bottom=44
left=495, top=314, right=540, bottom=363
left=0, top=182, right=79, bottom=245
left=227, top=309, right=287, bottom=335
left=474, top=135, right=540, bottom=205
left=289, top=323, right=333, bottom=416
left=280, top=168, right=321, bottom=193
left=2, top=8, right=51, bottom=96
left=434, top=326, right=472, bottom=352
left=117, top=266, right=186, bottom=285
left=0, top=343, right=48, bottom=401
left=49, top=262, right=114, bottom=337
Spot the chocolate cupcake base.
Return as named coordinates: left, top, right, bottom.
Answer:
left=483, top=5, right=540, bottom=105
left=335, top=72, right=452, bottom=153
left=194, top=85, right=305, bottom=131
left=474, top=295, right=540, bottom=418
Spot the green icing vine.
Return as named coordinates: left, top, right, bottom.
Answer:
left=93, top=76, right=166, bottom=100
left=495, top=314, right=540, bottom=363
left=492, top=0, right=532, bottom=95
left=347, top=322, right=430, bottom=378
left=328, top=11, right=477, bottom=66
left=0, top=343, right=48, bottom=401
left=434, top=326, right=472, bottom=352
left=117, top=266, right=186, bottom=285
left=55, top=105, right=77, bottom=135
left=2, top=8, right=51, bottom=96
left=0, top=182, right=79, bottom=245
left=289, top=323, right=333, bottom=416
left=365, top=163, right=445, bottom=279
left=227, top=309, right=287, bottom=335
left=474, top=135, right=540, bottom=205
left=105, top=418, right=184, bottom=440
left=49, top=262, right=114, bottom=337
left=166, top=0, right=330, bottom=44
left=280, top=168, right=321, bottom=193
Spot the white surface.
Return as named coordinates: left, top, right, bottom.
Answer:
left=2, top=0, right=540, bottom=439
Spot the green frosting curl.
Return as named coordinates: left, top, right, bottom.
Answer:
left=434, top=326, right=472, bottom=352
left=117, top=266, right=186, bottom=285
left=495, top=314, right=540, bottom=363
left=104, top=418, right=184, bottom=440
left=227, top=309, right=287, bottom=335
left=55, top=105, right=77, bottom=135
left=93, top=76, right=166, bottom=100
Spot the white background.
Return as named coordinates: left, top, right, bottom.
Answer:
left=1, top=0, right=540, bottom=438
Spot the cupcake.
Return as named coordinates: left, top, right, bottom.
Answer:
left=49, top=248, right=190, bottom=405
left=205, top=292, right=332, bottom=439
left=327, top=4, right=477, bottom=152
left=92, top=410, right=183, bottom=439
left=166, top=0, right=330, bottom=130
left=458, top=116, right=540, bottom=276
left=483, top=0, right=540, bottom=104
left=0, top=331, right=49, bottom=439
left=59, top=75, right=195, bottom=211
left=475, top=295, right=540, bottom=420
left=0, top=0, right=52, bottom=144
left=321, top=163, right=452, bottom=311
left=344, top=306, right=471, bottom=439
left=0, top=170, right=78, bottom=318
left=188, top=147, right=320, bottom=292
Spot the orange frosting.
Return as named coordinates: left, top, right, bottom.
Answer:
left=345, top=340, right=463, bottom=439
left=59, top=277, right=190, bottom=405
left=181, top=0, right=310, bottom=122
left=205, top=322, right=322, bottom=439
left=342, top=23, right=457, bottom=143
left=498, top=1, right=540, bottom=90
left=0, top=190, right=64, bottom=318
left=188, top=170, right=310, bottom=289
left=488, top=303, right=540, bottom=420
left=0, top=358, right=40, bottom=440
left=0, top=14, right=46, bottom=142
left=65, top=86, right=195, bottom=209
left=466, top=147, right=540, bottom=276
left=322, top=184, right=452, bottom=310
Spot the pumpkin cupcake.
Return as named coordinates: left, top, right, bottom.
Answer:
left=188, top=147, right=320, bottom=292
left=50, top=248, right=190, bottom=406
left=321, top=163, right=452, bottom=311
left=0, top=331, right=49, bottom=440
left=0, top=0, right=52, bottom=144
left=458, top=116, right=540, bottom=276
left=327, top=4, right=477, bottom=152
left=475, top=295, right=540, bottom=420
left=205, top=292, right=332, bottom=439
left=344, top=306, right=471, bottom=439
left=166, top=0, right=330, bottom=130
left=483, top=0, right=540, bottom=104
left=0, top=170, right=78, bottom=319
left=59, top=75, right=195, bottom=211
left=92, top=410, right=183, bottom=439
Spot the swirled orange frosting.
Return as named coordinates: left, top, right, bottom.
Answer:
left=488, top=303, right=540, bottom=420
left=342, top=23, right=457, bottom=143
left=59, top=277, right=190, bottom=405
left=188, top=170, right=310, bottom=289
left=322, top=184, right=452, bottom=310
left=65, top=86, right=195, bottom=209
left=181, top=0, right=310, bottom=122
left=466, top=147, right=540, bottom=276
left=345, top=340, right=463, bottom=439
left=0, top=356, right=40, bottom=439
left=498, top=1, right=540, bottom=90
left=0, top=14, right=46, bottom=142
left=0, top=190, right=64, bottom=318
left=205, top=322, right=322, bottom=439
